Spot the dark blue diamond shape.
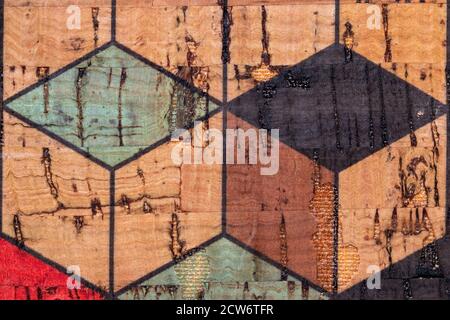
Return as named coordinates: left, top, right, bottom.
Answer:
left=228, top=44, right=447, bottom=172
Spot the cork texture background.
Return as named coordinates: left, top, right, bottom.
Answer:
left=0, top=0, right=449, bottom=300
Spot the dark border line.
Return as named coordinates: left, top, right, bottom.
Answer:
left=221, top=0, right=229, bottom=235
left=112, top=41, right=223, bottom=107
left=3, top=41, right=114, bottom=105
left=113, top=233, right=223, bottom=297
left=3, top=106, right=114, bottom=170
left=335, top=0, right=340, bottom=44
left=224, top=233, right=330, bottom=297
left=0, top=232, right=109, bottom=298
left=226, top=40, right=448, bottom=108
left=115, top=232, right=332, bottom=299
left=111, top=0, right=117, bottom=41
left=109, top=170, right=115, bottom=297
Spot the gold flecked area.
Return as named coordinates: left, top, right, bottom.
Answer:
left=174, top=250, right=211, bottom=300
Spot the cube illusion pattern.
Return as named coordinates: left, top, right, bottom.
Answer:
left=1, top=0, right=449, bottom=300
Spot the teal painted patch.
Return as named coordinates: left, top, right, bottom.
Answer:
left=6, top=45, right=218, bottom=166
left=119, top=239, right=325, bottom=300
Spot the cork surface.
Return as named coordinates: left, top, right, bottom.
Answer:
left=4, top=1, right=112, bottom=99
left=1, top=0, right=449, bottom=300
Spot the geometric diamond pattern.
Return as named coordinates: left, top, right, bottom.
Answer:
left=1, top=0, right=449, bottom=300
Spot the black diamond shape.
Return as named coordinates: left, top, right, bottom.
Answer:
left=228, top=44, right=447, bottom=172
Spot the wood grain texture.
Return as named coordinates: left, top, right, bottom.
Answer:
left=2, top=113, right=111, bottom=288
left=5, top=0, right=112, bottom=6
left=340, top=2, right=446, bottom=102
left=116, top=2, right=223, bottom=100
left=114, top=114, right=222, bottom=290
left=229, top=0, right=337, bottom=5
left=339, top=114, right=447, bottom=292
left=4, top=0, right=112, bottom=99
left=117, top=0, right=218, bottom=6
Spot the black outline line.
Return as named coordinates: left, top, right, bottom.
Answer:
left=113, top=232, right=331, bottom=299
left=113, top=233, right=332, bottom=299
left=226, top=41, right=450, bottom=110
left=335, top=0, right=340, bottom=44
left=337, top=0, right=450, bottom=298
left=221, top=0, right=229, bottom=236
left=113, top=233, right=223, bottom=297
left=2, top=40, right=222, bottom=108
left=111, top=0, right=116, bottom=41
left=113, top=136, right=171, bottom=170
left=0, top=232, right=109, bottom=298
left=223, top=42, right=449, bottom=297
left=109, top=170, right=115, bottom=297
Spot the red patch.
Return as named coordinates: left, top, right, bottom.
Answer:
left=0, top=239, right=103, bottom=300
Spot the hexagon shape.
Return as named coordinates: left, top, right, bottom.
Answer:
left=5, top=44, right=220, bottom=167
left=113, top=115, right=222, bottom=291
left=2, top=112, right=111, bottom=289
left=4, top=0, right=112, bottom=99
left=226, top=44, right=447, bottom=292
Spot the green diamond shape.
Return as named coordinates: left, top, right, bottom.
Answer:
left=6, top=45, right=219, bottom=167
